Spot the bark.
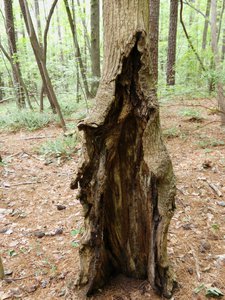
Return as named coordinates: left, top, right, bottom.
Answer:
left=149, top=0, right=160, bottom=85
left=40, top=0, right=59, bottom=111
left=166, top=0, right=179, bottom=85
left=19, top=0, right=66, bottom=131
left=71, top=0, right=176, bottom=297
left=211, top=0, right=225, bottom=125
left=222, top=28, right=225, bottom=60
left=91, top=0, right=100, bottom=95
left=56, top=4, right=64, bottom=62
left=4, top=0, right=26, bottom=108
left=34, top=0, right=42, bottom=44
left=0, top=73, right=4, bottom=101
left=202, top=0, right=211, bottom=50
left=0, top=256, right=4, bottom=280
left=64, top=0, right=92, bottom=99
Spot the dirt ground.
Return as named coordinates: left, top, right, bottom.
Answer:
left=0, top=97, right=225, bottom=300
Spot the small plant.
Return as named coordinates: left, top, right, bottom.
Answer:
left=38, top=135, right=78, bottom=159
left=179, top=108, right=202, bottom=120
left=163, top=127, right=180, bottom=139
left=197, top=137, right=225, bottom=149
left=0, top=109, right=55, bottom=132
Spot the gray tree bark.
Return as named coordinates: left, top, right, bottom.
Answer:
left=211, top=0, right=225, bottom=125
left=91, top=0, right=100, bottom=95
left=166, top=0, right=179, bottom=85
left=71, top=0, right=176, bottom=297
left=4, top=0, right=26, bottom=108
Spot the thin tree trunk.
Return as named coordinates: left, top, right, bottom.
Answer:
left=217, top=0, right=225, bottom=43
left=91, top=0, right=100, bottom=95
left=64, top=0, right=92, bottom=99
left=166, top=0, right=179, bottom=85
left=34, top=0, right=42, bottom=45
left=202, top=0, right=211, bottom=49
left=4, top=0, right=26, bottom=108
left=0, top=72, right=4, bottom=101
left=222, top=28, right=225, bottom=60
left=211, top=0, right=225, bottom=125
left=56, top=4, right=64, bottom=63
left=71, top=0, right=176, bottom=297
left=19, top=0, right=66, bottom=131
left=149, top=0, right=160, bottom=86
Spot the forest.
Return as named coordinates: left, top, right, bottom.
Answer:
left=0, top=0, right=225, bottom=299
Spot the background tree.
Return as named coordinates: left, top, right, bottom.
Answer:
left=166, top=0, right=179, bottom=85
left=3, top=0, right=26, bottom=108
left=19, top=0, right=66, bottom=130
left=90, top=0, right=100, bottom=95
left=71, top=0, right=176, bottom=297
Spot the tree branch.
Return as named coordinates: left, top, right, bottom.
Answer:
left=180, top=0, right=206, bottom=72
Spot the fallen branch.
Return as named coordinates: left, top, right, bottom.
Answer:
left=18, top=135, right=55, bottom=140
left=190, top=247, right=201, bottom=281
left=206, top=181, right=223, bottom=197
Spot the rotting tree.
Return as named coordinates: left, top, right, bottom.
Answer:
left=71, top=0, right=176, bottom=298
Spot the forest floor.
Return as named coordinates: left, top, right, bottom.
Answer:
left=0, top=97, right=225, bottom=300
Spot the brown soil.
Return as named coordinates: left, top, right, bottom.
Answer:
left=0, top=98, right=224, bottom=300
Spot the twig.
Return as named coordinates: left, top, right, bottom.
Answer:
left=18, top=135, right=55, bottom=140
left=3, top=181, right=40, bottom=188
left=190, top=247, right=201, bottom=281
left=180, top=0, right=206, bottom=72
left=206, top=180, right=223, bottom=197
left=4, top=274, right=34, bottom=283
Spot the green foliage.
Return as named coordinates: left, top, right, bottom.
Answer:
left=38, top=135, right=78, bottom=159
left=163, top=127, right=180, bottom=139
left=0, top=109, right=56, bottom=132
left=197, top=136, right=225, bottom=149
left=179, top=108, right=202, bottom=119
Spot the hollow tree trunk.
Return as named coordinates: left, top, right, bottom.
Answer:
left=71, top=0, right=176, bottom=297
left=166, top=0, right=178, bottom=85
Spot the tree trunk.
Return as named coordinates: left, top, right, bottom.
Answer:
left=34, top=0, right=42, bottom=44
left=222, top=28, right=225, bottom=60
left=211, top=0, right=225, bottom=125
left=166, top=0, right=179, bottom=85
left=149, top=0, right=160, bottom=85
left=4, top=0, right=26, bottom=108
left=19, top=0, right=66, bottom=131
left=91, top=0, right=100, bottom=95
left=0, top=73, right=4, bottom=101
left=64, top=0, right=92, bottom=99
left=202, top=0, right=211, bottom=50
left=71, top=0, right=176, bottom=297
left=56, top=4, right=64, bottom=63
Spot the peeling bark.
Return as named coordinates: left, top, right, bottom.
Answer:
left=71, top=1, right=176, bottom=298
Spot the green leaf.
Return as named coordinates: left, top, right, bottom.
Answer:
left=194, top=284, right=205, bottom=294
left=206, top=287, right=224, bottom=298
left=71, top=242, right=79, bottom=248
left=71, top=229, right=80, bottom=236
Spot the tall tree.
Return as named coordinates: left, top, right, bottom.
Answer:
left=149, top=0, right=160, bottom=85
left=34, top=0, right=42, bottom=44
left=166, top=0, right=179, bottom=85
left=19, top=0, right=66, bottom=131
left=64, top=0, right=92, bottom=99
left=202, top=0, right=211, bottom=50
left=211, top=0, right=225, bottom=125
left=90, top=0, right=100, bottom=95
left=71, top=0, right=175, bottom=297
left=4, top=0, right=26, bottom=108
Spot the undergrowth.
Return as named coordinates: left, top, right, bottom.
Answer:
left=38, top=135, right=78, bottom=159
left=0, top=109, right=56, bottom=132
